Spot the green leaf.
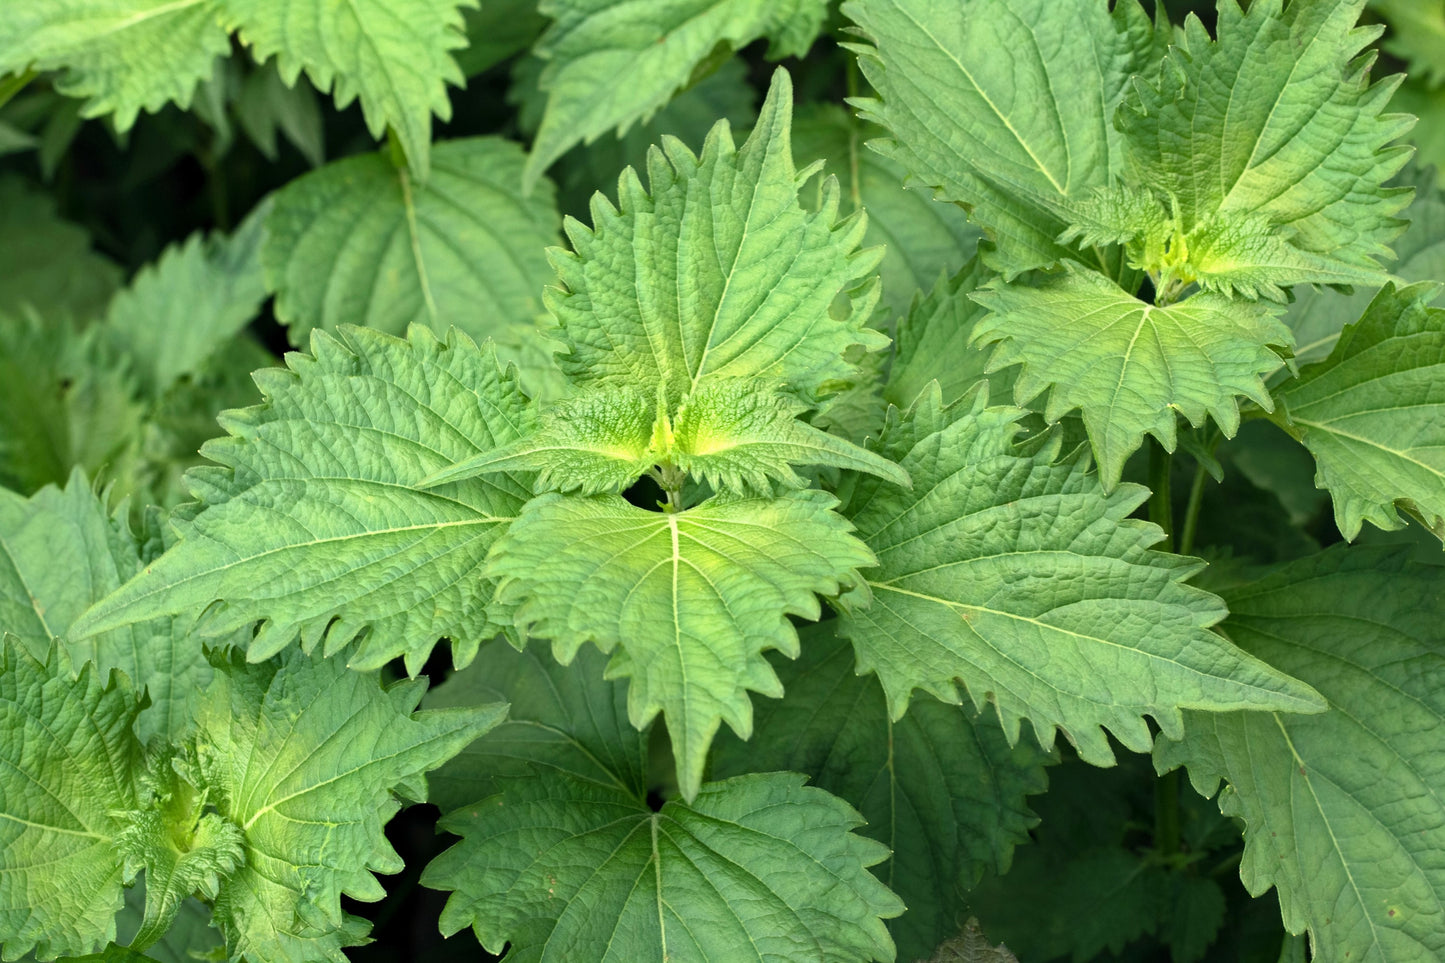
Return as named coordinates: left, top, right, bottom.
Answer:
left=488, top=487, right=875, bottom=800
left=0, top=640, right=144, bottom=960
left=711, top=621, right=1053, bottom=962
left=885, top=257, right=1011, bottom=410
left=425, top=379, right=909, bottom=496
left=422, top=639, right=646, bottom=813
left=113, top=755, right=245, bottom=950
left=234, top=61, right=325, bottom=167
left=455, top=0, right=548, bottom=76
left=0, top=175, right=122, bottom=320
left=1115, top=0, right=1413, bottom=297
left=419, top=630, right=902, bottom=962
left=523, top=0, right=826, bottom=189
left=534, top=57, right=758, bottom=217
left=971, top=265, right=1291, bottom=488
left=791, top=104, right=981, bottom=322
left=425, top=770, right=902, bottom=962
left=55, top=946, right=165, bottom=963
left=195, top=647, right=505, bottom=963
left=72, top=325, right=534, bottom=674
left=834, top=386, right=1326, bottom=770
left=419, top=385, right=653, bottom=495
left=1373, top=0, right=1445, bottom=88
left=264, top=136, right=560, bottom=348
left=845, top=0, right=1166, bottom=277
left=0, top=314, right=146, bottom=497
left=0, top=0, right=231, bottom=131
left=671, top=379, right=910, bottom=493
left=105, top=202, right=269, bottom=399
left=0, top=474, right=214, bottom=745
left=1284, top=162, right=1445, bottom=368
left=550, top=69, right=887, bottom=407
left=116, top=883, right=221, bottom=963
left=1155, top=547, right=1445, bottom=963
left=1276, top=282, right=1445, bottom=542
left=223, top=0, right=473, bottom=178
left=1391, top=77, right=1445, bottom=172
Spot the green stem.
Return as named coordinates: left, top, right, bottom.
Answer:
left=1147, top=438, right=1182, bottom=861
left=1179, top=462, right=1207, bottom=556
left=1147, top=438, right=1174, bottom=553
left=658, top=462, right=686, bottom=513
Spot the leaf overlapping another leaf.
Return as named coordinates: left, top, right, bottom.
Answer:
left=970, top=266, right=1292, bottom=488
left=548, top=69, right=887, bottom=407
left=422, top=378, right=909, bottom=496
left=845, top=0, right=1167, bottom=277
left=72, top=324, right=533, bottom=673
left=834, top=384, right=1325, bottom=768
left=264, top=137, right=559, bottom=348
left=1112, top=0, right=1413, bottom=297
left=0, top=0, right=474, bottom=177
left=488, top=488, right=876, bottom=800
left=0, top=473, right=213, bottom=744
left=523, top=0, right=827, bottom=189
left=198, top=648, right=505, bottom=962
left=711, top=622, right=1053, bottom=961
left=1156, top=547, right=1445, bottom=963
left=0, top=641, right=144, bottom=960
left=0, top=0, right=232, bottom=131
left=421, top=639, right=903, bottom=963
left=1276, top=281, right=1445, bottom=543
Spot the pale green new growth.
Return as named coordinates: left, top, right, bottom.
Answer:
left=1113, top=0, right=1413, bottom=298
left=264, top=138, right=559, bottom=347
left=1156, top=549, right=1445, bottom=963
left=524, top=0, right=827, bottom=189
left=0, top=641, right=144, bottom=960
left=711, top=622, right=1052, bottom=961
left=549, top=70, right=886, bottom=407
left=421, top=378, right=907, bottom=496
left=835, top=385, right=1326, bottom=768
left=198, top=648, right=505, bottom=962
left=72, top=325, right=533, bottom=674
left=113, top=757, right=245, bottom=951
left=420, top=386, right=655, bottom=494
left=488, top=488, right=876, bottom=800
left=671, top=380, right=910, bottom=493
left=845, top=0, right=1166, bottom=277
left=971, top=266, right=1292, bottom=488
left=1277, top=282, right=1445, bottom=542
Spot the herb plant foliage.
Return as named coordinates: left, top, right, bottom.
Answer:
left=0, top=1, right=1442, bottom=962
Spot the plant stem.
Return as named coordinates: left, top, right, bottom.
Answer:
left=1179, top=462, right=1208, bottom=556
left=1147, top=438, right=1174, bottom=553
left=1147, top=438, right=1182, bottom=860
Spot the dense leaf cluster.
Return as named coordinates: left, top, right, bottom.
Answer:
left=0, top=1, right=1442, bottom=962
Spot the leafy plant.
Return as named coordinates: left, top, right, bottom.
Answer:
left=1, top=1, right=1442, bottom=962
